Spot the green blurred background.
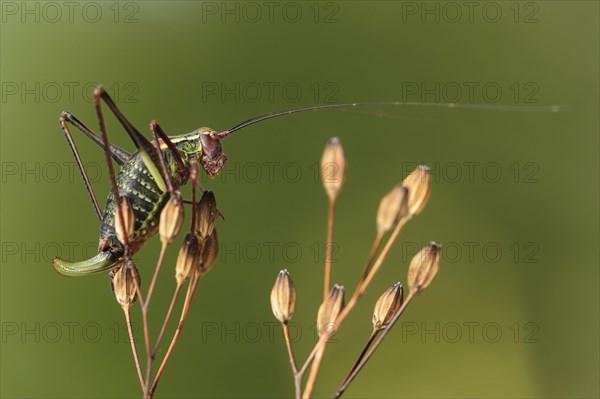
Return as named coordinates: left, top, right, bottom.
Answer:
left=1, top=1, right=598, bottom=398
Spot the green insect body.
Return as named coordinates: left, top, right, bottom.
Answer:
left=53, top=127, right=226, bottom=276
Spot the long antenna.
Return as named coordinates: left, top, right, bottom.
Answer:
left=218, top=101, right=561, bottom=138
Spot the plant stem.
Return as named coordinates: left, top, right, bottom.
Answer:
left=333, top=293, right=416, bottom=399
left=141, top=242, right=169, bottom=391
left=304, top=195, right=338, bottom=398
left=297, top=217, right=409, bottom=395
left=289, top=334, right=335, bottom=399
left=298, top=334, right=327, bottom=377
left=126, top=259, right=151, bottom=398
left=123, top=306, right=145, bottom=390
left=353, top=219, right=408, bottom=304
left=338, top=217, right=408, bottom=325
left=359, top=233, right=384, bottom=283
left=149, top=273, right=201, bottom=398
left=138, top=285, right=151, bottom=396
left=148, top=175, right=198, bottom=398
left=283, top=323, right=299, bottom=374
left=145, top=243, right=169, bottom=310
left=340, top=329, right=378, bottom=387
left=282, top=323, right=301, bottom=399
left=152, top=283, right=182, bottom=357
left=302, top=345, right=325, bottom=399
left=323, top=198, right=336, bottom=300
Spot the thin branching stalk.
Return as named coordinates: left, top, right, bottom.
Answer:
left=323, top=198, right=336, bottom=300
left=341, top=330, right=378, bottom=387
left=298, top=333, right=331, bottom=376
left=142, top=119, right=186, bottom=394
left=333, top=293, right=416, bottom=399
left=123, top=307, right=145, bottom=390
left=283, top=323, right=299, bottom=375
left=307, top=218, right=407, bottom=362
left=304, top=195, right=338, bottom=398
left=149, top=273, right=202, bottom=398
left=145, top=243, right=169, bottom=310
left=280, top=333, right=332, bottom=399
left=152, top=283, right=183, bottom=357
left=342, top=217, right=409, bottom=321
left=143, top=242, right=169, bottom=389
left=147, top=165, right=201, bottom=397
left=303, top=346, right=325, bottom=399
left=139, top=290, right=152, bottom=396
left=282, top=323, right=302, bottom=398
left=122, top=259, right=151, bottom=398
left=359, top=233, right=385, bottom=283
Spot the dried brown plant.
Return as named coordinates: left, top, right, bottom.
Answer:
left=269, top=138, right=441, bottom=398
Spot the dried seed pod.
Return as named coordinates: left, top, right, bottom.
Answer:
left=175, top=233, right=200, bottom=285
left=372, top=282, right=404, bottom=331
left=320, top=137, right=346, bottom=201
left=270, top=269, right=296, bottom=324
left=376, top=184, right=409, bottom=236
left=115, top=197, right=135, bottom=244
left=317, top=285, right=345, bottom=336
left=403, top=165, right=432, bottom=217
left=198, top=228, right=218, bottom=275
left=194, top=190, right=218, bottom=241
left=407, top=242, right=441, bottom=294
left=160, top=194, right=184, bottom=244
left=111, top=263, right=139, bottom=309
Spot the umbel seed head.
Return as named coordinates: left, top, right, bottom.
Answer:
left=115, top=197, right=135, bottom=245
left=160, top=194, right=184, bottom=244
left=403, top=165, right=432, bottom=217
left=198, top=228, right=218, bottom=275
left=194, top=190, right=218, bottom=241
left=270, top=270, right=296, bottom=323
left=320, top=137, right=346, bottom=201
left=176, top=233, right=200, bottom=285
left=111, top=263, right=139, bottom=309
left=372, top=282, right=404, bottom=331
left=317, top=285, right=345, bottom=336
left=407, top=242, right=441, bottom=294
left=376, top=184, right=409, bottom=236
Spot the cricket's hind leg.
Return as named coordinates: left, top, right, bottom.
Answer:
left=61, top=111, right=131, bottom=165
left=59, top=111, right=132, bottom=220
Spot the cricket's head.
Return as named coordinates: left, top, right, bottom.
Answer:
left=197, top=127, right=227, bottom=177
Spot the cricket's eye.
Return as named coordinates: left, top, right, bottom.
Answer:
left=199, top=129, right=222, bottom=160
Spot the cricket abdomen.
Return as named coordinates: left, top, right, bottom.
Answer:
left=100, top=152, right=171, bottom=252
